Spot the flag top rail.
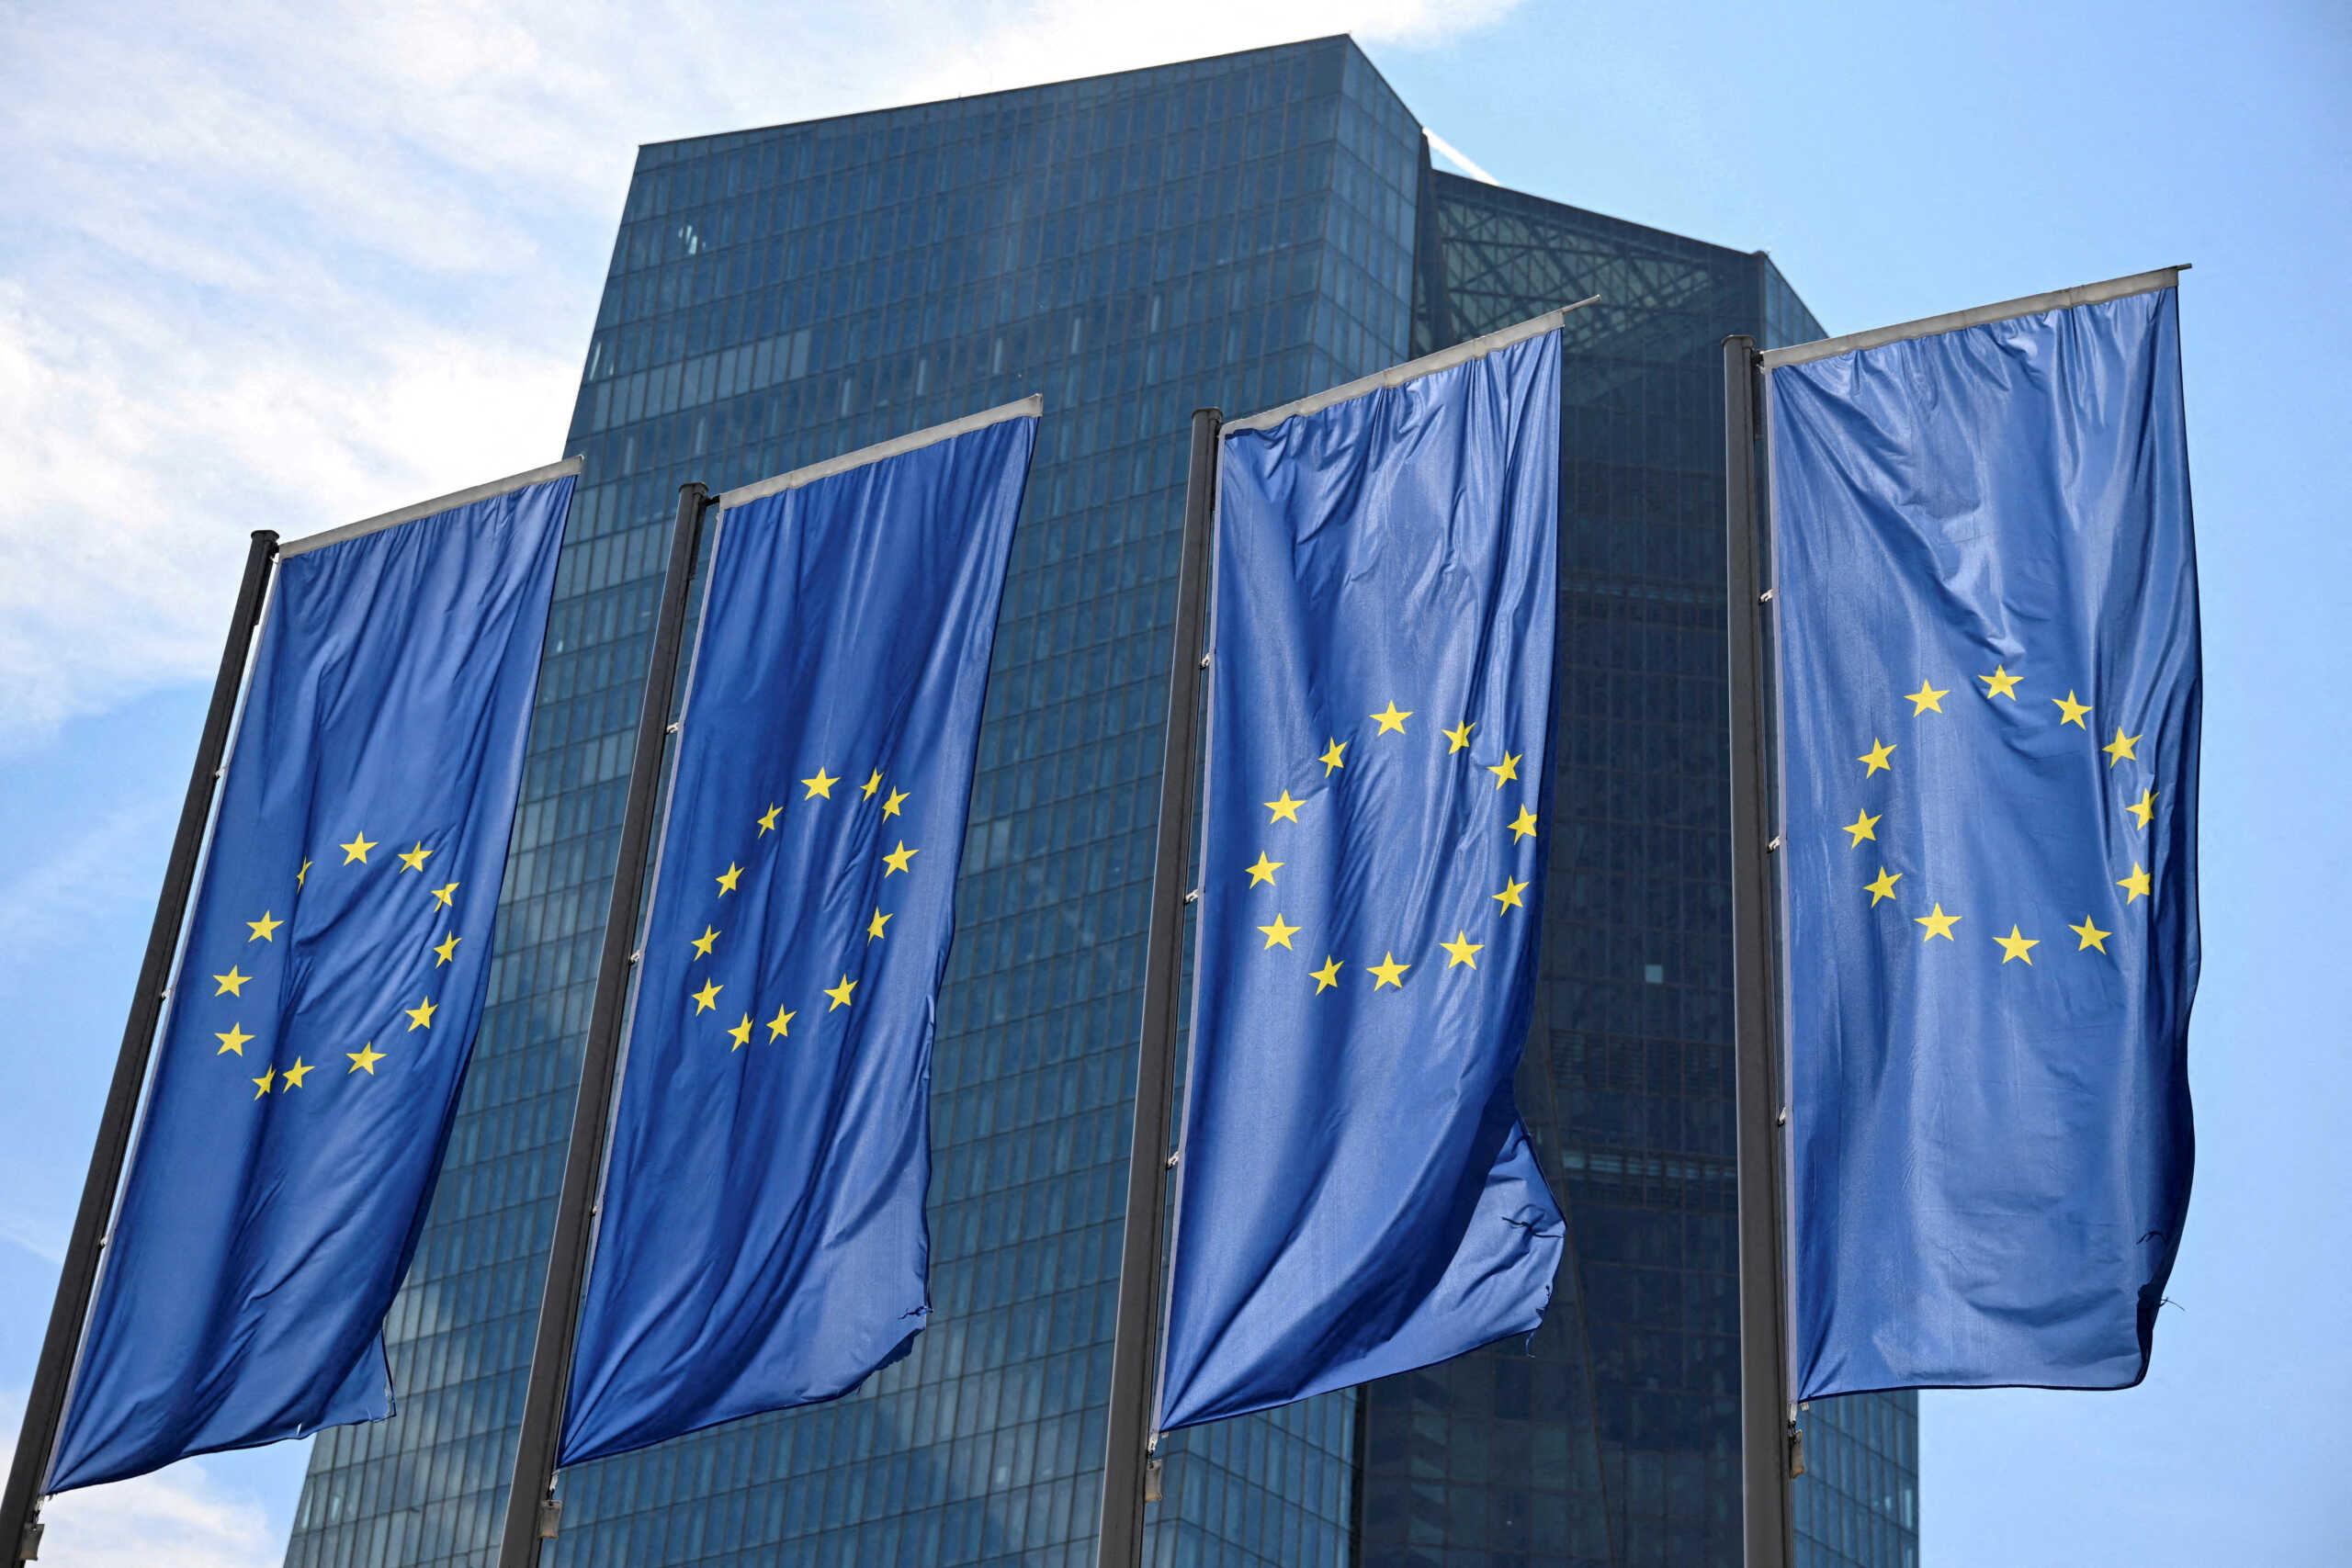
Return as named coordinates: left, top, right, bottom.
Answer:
left=718, top=395, right=1044, bottom=511
left=1758, top=265, right=2188, bottom=370
left=281, top=456, right=584, bottom=558
left=1221, top=298, right=1597, bottom=435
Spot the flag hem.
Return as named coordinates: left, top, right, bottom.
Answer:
left=279, top=457, right=585, bottom=558
left=1220, top=300, right=1593, bottom=434
left=1758, top=265, right=2187, bottom=370
left=717, top=396, right=1043, bottom=510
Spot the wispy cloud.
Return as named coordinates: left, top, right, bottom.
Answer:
left=0, top=1397, right=282, bottom=1568
left=1, top=1, right=1514, bottom=751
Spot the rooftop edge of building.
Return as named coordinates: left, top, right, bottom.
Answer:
left=630, top=33, right=1385, bottom=159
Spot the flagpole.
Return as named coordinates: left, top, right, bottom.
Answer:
left=1724, top=334, right=1797, bottom=1568
left=498, top=481, right=712, bottom=1568
left=1094, top=407, right=1220, bottom=1568
left=4, top=531, right=279, bottom=1568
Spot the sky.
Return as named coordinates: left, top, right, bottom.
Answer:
left=2, top=1, right=2346, bottom=1562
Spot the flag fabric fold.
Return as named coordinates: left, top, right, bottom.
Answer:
left=50, top=470, right=571, bottom=1491
left=558, top=403, right=1037, bottom=1466
left=1771, top=284, right=2199, bottom=1398
left=1156, top=327, right=1566, bottom=1432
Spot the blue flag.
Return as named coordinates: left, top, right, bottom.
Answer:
left=558, top=400, right=1038, bottom=1465
left=1770, top=282, right=2199, bottom=1398
left=1156, top=322, right=1566, bottom=1431
left=50, top=465, right=572, bottom=1491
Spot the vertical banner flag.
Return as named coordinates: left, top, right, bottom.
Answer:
left=49, top=463, right=573, bottom=1490
left=1770, top=277, right=2199, bottom=1397
left=1156, top=318, right=1566, bottom=1431
left=557, top=399, right=1039, bottom=1465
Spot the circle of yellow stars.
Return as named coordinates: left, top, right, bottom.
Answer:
left=686, top=761, right=914, bottom=1050
left=1841, top=662, right=2161, bottom=966
left=216, top=829, right=463, bottom=1100
left=1245, top=700, right=1537, bottom=995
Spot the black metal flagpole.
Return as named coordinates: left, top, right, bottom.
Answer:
left=497, top=481, right=712, bottom=1567
left=4, top=530, right=280, bottom=1568
left=1724, top=334, right=1798, bottom=1568
left=1093, top=407, right=1220, bottom=1568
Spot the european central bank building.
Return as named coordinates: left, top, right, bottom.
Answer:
left=287, top=35, right=1917, bottom=1568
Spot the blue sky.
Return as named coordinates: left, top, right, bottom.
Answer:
left=3, top=1, right=2345, bottom=1562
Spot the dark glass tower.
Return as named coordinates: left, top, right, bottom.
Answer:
left=286, top=36, right=1915, bottom=1568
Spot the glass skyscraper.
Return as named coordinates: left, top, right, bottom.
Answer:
left=286, top=36, right=1915, bottom=1568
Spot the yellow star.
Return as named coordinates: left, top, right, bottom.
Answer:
left=727, top=1013, right=753, bottom=1051
left=431, top=880, right=460, bottom=908
left=397, top=841, right=433, bottom=872
left=691, top=979, right=722, bottom=1013
left=1442, top=719, right=1476, bottom=753
left=1441, top=931, right=1483, bottom=968
left=433, top=932, right=461, bottom=966
left=1487, top=752, right=1521, bottom=789
left=347, top=1043, right=386, bottom=1075
left=215, top=1021, right=253, bottom=1056
left=2052, top=690, right=2092, bottom=728
left=1371, top=703, right=1412, bottom=735
left=214, top=965, right=250, bottom=997
left=252, top=1065, right=276, bottom=1098
left=2102, top=726, right=2141, bottom=767
left=1508, top=806, right=1538, bottom=843
left=1915, top=904, right=1962, bottom=942
left=246, top=910, right=281, bottom=942
left=716, top=862, right=743, bottom=894
left=280, top=1057, right=314, bottom=1089
left=883, top=841, right=917, bottom=875
left=1858, top=739, right=1896, bottom=776
left=1310, top=956, right=1343, bottom=992
left=2127, top=785, right=2158, bottom=830
left=1265, top=791, right=1303, bottom=825
left=2070, top=917, right=2111, bottom=953
left=868, top=908, right=891, bottom=941
left=825, top=975, right=856, bottom=1010
left=1319, top=739, right=1347, bottom=775
left=2117, top=861, right=2153, bottom=903
left=882, top=788, right=910, bottom=818
left=766, top=1004, right=796, bottom=1040
left=340, top=831, right=376, bottom=864
left=1258, top=914, right=1301, bottom=951
left=690, top=925, right=720, bottom=958
left=803, top=767, right=839, bottom=799
left=1493, top=877, right=1529, bottom=912
left=1865, top=866, right=1902, bottom=905
left=1906, top=680, right=1950, bottom=715
left=296, top=858, right=311, bottom=888
left=861, top=769, right=884, bottom=800
left=1245, top=852, right=1282, bottom=886
left=1367, top=952, right=1410, bottom=989
left=756, top=804, right=781, bottom=835
left=1979, top=665, right=2022, bottom=700
left=405, top=996, right=437, bottom=1031
left=1843, top=809, right=1881, bottom=848
left=1995, top=925, right=2040, bottom=965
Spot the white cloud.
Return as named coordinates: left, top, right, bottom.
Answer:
left=0, top=1399, right=281, bottom=1568
left=1, top=0, right=1515, bottom=751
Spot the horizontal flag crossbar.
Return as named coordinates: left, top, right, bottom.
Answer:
left=718, top=395, right=1044, bottom=510
left=1220, top=299, right=1597, bottom=434
left=1758, top=265, right=2188, bottom=369
left=280, top=456, right=585, bottom=558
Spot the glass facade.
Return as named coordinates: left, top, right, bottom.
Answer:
left=1374, top=165, right=1919, bottom=1568
left=285, top=35, right=1915, bottom=1568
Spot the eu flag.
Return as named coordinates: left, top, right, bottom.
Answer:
left=1770, top=282, right=2199, bottom=1398
left=557, top=401, right=1038, bottom=1464
left=1156, top=322, right=1566, bottom=1431
left=49, top=464, right=572, bottom=1490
